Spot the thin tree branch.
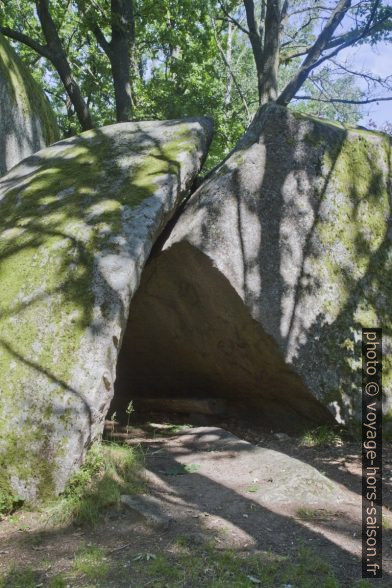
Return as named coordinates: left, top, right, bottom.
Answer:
left=75, top=0, right=112, bottom=55
left=288, top=4, right=334, bottom=16
left=277, top=0, right=352, bottom=105
left=294, top=94, right=392, bottom=104
left=92, top=23, right=111, bottom=55
left=219, top=2, right=250, bottom=35
left=212, top=18, right=250, bottom=119
left=329, top=58, right=392, bottom=88
left=281, top=0, right=289, bottom=21
left=280, top=15, right=317, bottom=49
left=281, top=3, right=389, bottom=64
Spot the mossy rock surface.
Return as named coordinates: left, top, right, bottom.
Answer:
left=119, top=104, right=391, bottom=428
left=0, top=117, right=213, bottom=502
left=0, top=33, right=59, bottom=176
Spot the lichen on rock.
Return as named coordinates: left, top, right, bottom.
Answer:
left=0, top=117, right=213, bottom=503
left=115, top=104, right=391, bottom=429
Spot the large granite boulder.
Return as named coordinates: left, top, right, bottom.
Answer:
left=114, top=104, right=391, bottom=430
left=0, top=117, right=212, bottom=501
left=0, top=34, right=59, bottom=176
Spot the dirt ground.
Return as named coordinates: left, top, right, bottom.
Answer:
left=0, top=415, right=391, bottom=587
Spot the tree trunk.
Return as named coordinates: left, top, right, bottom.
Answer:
left=258, top=0, right=281, bottom=104
left=109, top=0, right=135, bottom=122
left=110, top=39, right=134, bottom=122
left=35, top=0, right=93, bottom=130
left=243, top=0, right=264, bottom=104
left=53, top=53, right=93, bottom=131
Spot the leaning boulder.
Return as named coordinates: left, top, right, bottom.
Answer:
left=0, top=117, right=212, bottom=501
left=115, top=104, right=391, bottom=429
left=0, top=34, right=59, bottom=176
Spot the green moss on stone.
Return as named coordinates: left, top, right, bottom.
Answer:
left=301, top=120, right=391, bottom=420
left=0, top=124, right=198, bottom=503
left=0, top=34, right=59, bottom=145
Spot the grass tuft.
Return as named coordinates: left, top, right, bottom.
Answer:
left=73, top=545, right=109, bottom=580
left=0, top=566, right=37, bottom=588
left=295, top=507, right=335, bottom=522
left=300, top=426, right=344, bottom=448
left=132, top=543, right=340, bottom=587
left=48, top=575, right=67, bottom=588
left=47, top=440, right=145, bottom=526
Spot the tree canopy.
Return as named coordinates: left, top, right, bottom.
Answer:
left=1, top=0, right=391, bottom=167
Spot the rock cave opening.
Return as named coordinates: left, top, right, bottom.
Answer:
left=109, top=241, right=335, bottom=435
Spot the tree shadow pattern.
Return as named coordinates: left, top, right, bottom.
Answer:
left=114, top=104, right=392, bottom=431
left=0, top=117, right=210, bottom=499
left=0, top=428, right=390, bottom=586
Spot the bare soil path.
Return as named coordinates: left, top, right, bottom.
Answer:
left=0, top=422, right=391, bottom=587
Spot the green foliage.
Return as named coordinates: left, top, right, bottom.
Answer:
left=1, top=0, right=381, bottom=168
left=47, top=441, right=145, bottom=526
left=290, top=66, right=363, bottom=125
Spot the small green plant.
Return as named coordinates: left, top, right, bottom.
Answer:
left=246, top=484, right=260, bottom=493
left=47, top=441, right=145, bottom=526
left=300, top=426, right=343, bottom=448
left=184, top=463, right=200, bottom=473
left=296, top=507, right=334, bottom=522
left=296, top=507, right=318, bottom=521
left=133, top=552, right=157, bottom=562
left=73, top=545, right=109, bottom=580
left=109, top=411, right=117, bottom=441
left=125, top=400, right=134, bottom=434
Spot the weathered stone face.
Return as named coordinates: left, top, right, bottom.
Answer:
left=115, top=105, right=391, bottom=429
left=0, top=118, right=213, bottom=501
left=0, top=34, right=59, bottom=176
